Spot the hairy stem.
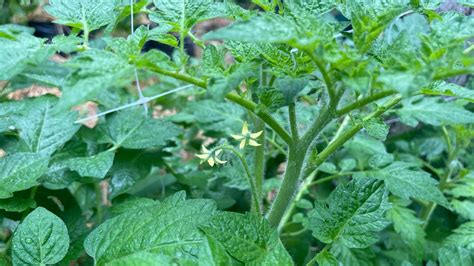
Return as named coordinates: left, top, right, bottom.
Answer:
left=268, top=95, right=402, bottom=228
left=289, top=103, right=299, bottom=141
left=221, top=146, right=262, bottom=214
left=254, top=119, right=266, bottom=204
left=267, top=146, right=306, bottom=227
left=336, top=90, right=396, bottom=117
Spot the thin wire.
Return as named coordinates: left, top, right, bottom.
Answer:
left=74, top=85, right=194, bottom=124
left=130, top=0, right=148, bottom=115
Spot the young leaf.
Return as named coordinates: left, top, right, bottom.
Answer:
left=45, top=0, right=120, bottom=31
left=363, top=118, right=390, bottom=141
left=422, top=81, right=474, bottom=102
left=12, top=207, right=70, bottom=265
left=356, top=162, right=450, bottom=208
left=306, top=178, right=391, bottom=248
left=0, top=153, right=49, bottom=199
left=98, top=108, right=182, bottom=150
left=84, top=192, right=218, bottom=265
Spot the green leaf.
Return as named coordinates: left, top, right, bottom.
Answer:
left=398, top=96, right=474, bottom=127
left=0, top=153, right=49, bottom=199
left=444, top=221, right=474, bottom=249
left=363, top=118, right=390, bottom=141
left=98, top=108, right=182, bottom=150
left=306, top=178, right=391, bottom=248
left=422, top=81, right=474, bottom=102
left=315, top=249, right=339, bottom=266
left=151, top=0, right=218, bottom=33
left=0, top=197, right=36, bottom=212
left=12, top=207, right=70, bottom=265
left=387, top=198, right=425, bottom=255
left=349, top=3, right=407, bottom=52
left=84, top=192, right=218, bottom=265
left=208, top=63, right=256, bottom=100
left=438, top=246, right=473, bottom=266
left=331, top=242, right=375, bottom=266
left=201, top=212, right=280, bottom=263
left=0, top=31, right=50, bottom=80
left=205, top=13, right=297, bottom=44
left=45, top=0, right=120, bottom=31
left=171, top=100, right=244, bottom=134
left=0, top=97, right=80, bottom=155
left=59, top=49, right=134, bottom=109
left=274, top=77, right=310, bottom=105
left=356, top=162, right=450, bottom=208
left=103, top=252, right=174, bottom=266
left=61, top=151, right=115, bottom=179
left=452, top=200, right=474, bottom=220
left=205, top=11, right=337, bottom=49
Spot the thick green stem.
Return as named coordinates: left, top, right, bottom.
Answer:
left=254, top=119, right=266, bottom=203
left=269, top=95, right=402, bottom=228
left=142, top=64, right=292, bottom=144
left=267, top=147, right=306, bottom=227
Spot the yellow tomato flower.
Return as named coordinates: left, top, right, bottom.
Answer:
left=195, top=146, right=227, bottom=167
left=231, top=122, right=263, bottom=149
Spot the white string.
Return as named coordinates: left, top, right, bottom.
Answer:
left=74, top=85, right=194, bottom=124
left=130, top=0, right=148, bottom=115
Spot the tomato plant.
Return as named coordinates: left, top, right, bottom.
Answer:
left=0, top=0, right=473, bottom=265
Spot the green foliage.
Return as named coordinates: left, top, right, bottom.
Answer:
left=0, top=0, right=473, bottom=265
left=12, top=207, right=69, bottom=265
left=306, top=178, right=391, bottom=248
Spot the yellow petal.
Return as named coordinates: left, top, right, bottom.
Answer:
left=231, top=134, right=244, bottom=141
left=250, top=131, right=263, bottom=139
left=241, top=121, right=249, bottom=135
left=248, top=139, right=261, bottom=147
left=215, top=157, right=227, bottom=164
left=239, top=140, right=246, bottom=149
left=201, top=146, right=210, bottom=153
left=196, top=154, right=208, bottom=160
left=208, top=157, right=215, bottom=167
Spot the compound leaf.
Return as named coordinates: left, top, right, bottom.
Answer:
left=12, top=207, right=69, bottom=265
